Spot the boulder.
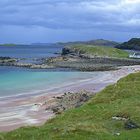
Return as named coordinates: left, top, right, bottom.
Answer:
left=125, top=120, right=139, bottom=130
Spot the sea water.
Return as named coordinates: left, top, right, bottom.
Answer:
left=0, top=44, right=63, bottom=58
left=0, top=66, right=101, bottom=97
left=0, top=44, right=102, bottom=98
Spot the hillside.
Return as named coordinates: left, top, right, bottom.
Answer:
left=115, top=38, right=140, bottom=50
left=58, top=39, right=119, bottom=47
left=62, top=44, right=129, bottom=58
left=1, top=72, right=140, bottom=139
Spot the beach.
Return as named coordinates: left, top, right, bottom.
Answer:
left=0, top=65, right=140, bottom=132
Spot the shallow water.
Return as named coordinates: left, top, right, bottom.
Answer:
left=0, top=66, right=103, bottom=98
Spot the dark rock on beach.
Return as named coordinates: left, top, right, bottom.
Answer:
left=49, top=91, right=92, bottom=114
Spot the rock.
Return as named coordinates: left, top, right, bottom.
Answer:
left=50, top=91, right=92, bottom=115
left=52, top=107, right=64, bottom=114
left=46, top=56, right=67, bottom=63
left=49, top=56, right=140, bottom=71
left=112, top=116, right=128, bottom=121
left=0, top=57, right=17, bottom=64
left=56, top=96, right=63, bottom=99
left=124, top=120, right=139, bottom=130
left=75, top=103, right=82, bottom=108
left=30, top=64, right=54, bottom=69
left=114, top=132, right=120, bottom=136
left=62, top=47, right=73, bottom=55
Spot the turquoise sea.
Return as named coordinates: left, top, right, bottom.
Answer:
left=0, top=66, right=99, bottom=98
left=0, top=44, right=100, bottom=98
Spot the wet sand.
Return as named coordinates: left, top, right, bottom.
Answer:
left=0, top=65, right=140, bottom=132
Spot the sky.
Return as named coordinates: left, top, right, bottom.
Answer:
left=0, top=0, right=140, bottom=43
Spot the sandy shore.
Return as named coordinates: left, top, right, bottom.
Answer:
left=0, top=65, right=140, bottom=132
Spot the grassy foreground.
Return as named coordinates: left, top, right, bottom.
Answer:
left=1, top=73, right=140, bottom=139
left=71, top=44, right=129, bottom=58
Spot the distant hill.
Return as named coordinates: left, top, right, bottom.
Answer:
left=31, top=43, right=54, bottom=46
left=58, top=39, right=119, bottom=47
left=115, top=38, right=140, bottom=50
left=0, top=44, right=29, bottom=47
left=0, top=44, right=19, bottom=47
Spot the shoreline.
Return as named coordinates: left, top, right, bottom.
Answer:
left=0, top=71, right=105, bottom=100
left=1, top=55, right=140, bottom=71
left=0, top=65, right=140, bottom=132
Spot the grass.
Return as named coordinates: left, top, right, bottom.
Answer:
left=71, top=44, right=129, bottom=58
left=1, top=72, right=140, bottom=139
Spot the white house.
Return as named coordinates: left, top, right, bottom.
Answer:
left=129, top=53, right=140, bottom=59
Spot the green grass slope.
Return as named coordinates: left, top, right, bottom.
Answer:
left=71, top=44, right=129, bottom=58
left=1, top=72, right=140, bottom=140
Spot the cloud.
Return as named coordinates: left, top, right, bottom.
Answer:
left=0, top=0, right=140, bottom=43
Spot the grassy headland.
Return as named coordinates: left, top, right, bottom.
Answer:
left=1, top=72, right=140, bottom=139
left=66, top=44, right=129, bottom=58
left=46, top=44, right=140, bottom=71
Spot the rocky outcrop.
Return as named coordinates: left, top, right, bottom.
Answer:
left=62, top=47, right=77, bottom=56
left=46, top=91, right=91, bottom=114
left=112, top=115, right=140, bottom=130
left=1, top=54, right=140, bottom=71
left=0, top=57, right=55, bottom=69
left=125, top=120, right=140, bottom=130
left=12, top=63, right=55, bottom=69
left=62, top=47, right=92, bottom=58
left=46, top=56, right=69, bottom=63
left=49, top=57, right=140, bottom=71
left=0, top=57, right=17, bottom=64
